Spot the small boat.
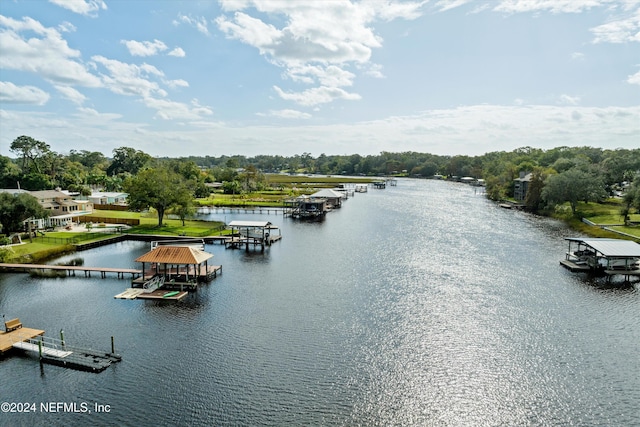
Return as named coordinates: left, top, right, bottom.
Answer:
left=163, top=291, right=180, bottom=298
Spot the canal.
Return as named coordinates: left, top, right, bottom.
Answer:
left=1, top=179, right=638, bottom=426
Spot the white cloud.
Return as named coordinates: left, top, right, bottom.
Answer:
left=434, top=0, right=473, bottom=13
left=288, top=65, right=356, bottom=87
left=558, top=94, right=581, bottom=105
left=369, top=0, right=428, bottom=20
left=174, top=14, right=210, bottom=35
left=91, top=55, right=165, bottom=98
left=628, top=70, right=640, bottom=85
left=257, top=109, right=312, bottom=119
left=48, top=0, right=107, bottom=17
left=0, top=81, right=50, bottom=105
left=215, top=1, right=425, bottom=109
left=121, top=39, right=168, bottom=57
left=142, top=96, right=214, bottom=120
left=168, top=47, right=186, bottom=57
left=58, top=21, right=76, bottom=33
left=571, top=51, right=585, bottom=60
left=363, top=63, right=385, bottom=78
left=591, top=8, right=640, bottom=43
left=54, top=85, right=86, bottom=105
left=274, top=85, right=361, bottom=106
left=0, top=15, right=102, bottom=87
left=2, top=104, right=638, bottom=157
left=165, top=79, right=189, bottom=89
left=493, top=0, right=611, bottom=14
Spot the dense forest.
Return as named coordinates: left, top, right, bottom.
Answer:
left=2, top=135, right=640, bottom=216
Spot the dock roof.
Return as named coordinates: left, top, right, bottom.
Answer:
left=311, top=189, right=343, bottom=199
left=228, top=220, right=272, bottom=228
left=566, top=238, right=640, bottom=257
left=135, top=246, right=213, bottom=265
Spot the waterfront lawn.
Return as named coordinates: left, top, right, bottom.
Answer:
left=1, top=211, right=226, bottom=262
left=577, top=199, right=639, bottom=224
left=91, top=210, right=227, bottom=237
left=196, top=192, right=290, bottom=208
left=551, top=200, right=640, bottom=240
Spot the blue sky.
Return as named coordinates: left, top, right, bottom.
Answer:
left=0, top=0, right=638, bottom=158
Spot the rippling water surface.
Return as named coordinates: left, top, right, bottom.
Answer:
left=1, top=179, right=638, bottom=426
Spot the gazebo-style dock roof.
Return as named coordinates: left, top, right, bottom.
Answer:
left=136, top=245, right=213, bottom=265
left=133, top=245, right=221, bottom=289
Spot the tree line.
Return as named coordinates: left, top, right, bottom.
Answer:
left=2, top=135, right=640, bottom=235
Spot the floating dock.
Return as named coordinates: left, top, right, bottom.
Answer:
left=115, top=288, right=188, bottom=300
left=1, top=319, right=121, bottom=373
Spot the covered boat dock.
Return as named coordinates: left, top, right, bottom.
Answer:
left=132, top=245, right=221, bottom=290
left=225, top=220, right=281, bottom=251
left=561, top=237, right=640, bottom=279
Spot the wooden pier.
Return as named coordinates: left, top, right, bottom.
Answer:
left=0, top=263, right=142, bottom=279
left=1, top=319, right=120, bottom=373
left=1, top=327, right=44, bottom=355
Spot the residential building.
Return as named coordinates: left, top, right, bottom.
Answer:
left=514, top=172, right=532, bottom=202
left=28, top=190, right=93, bottom=228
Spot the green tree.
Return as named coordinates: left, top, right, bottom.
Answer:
left=171, top=193, right=195, bottom=226
left=524, top=167, right=549, bottom=212
left=622, top=176, right=640, bottom=222
left=0, top=155, right=21, bottom=188
left=9, top=135, right=51, bottom=174
left=107, top=147, right=151, bottom=176
left=123, top=168, right=193, bottom=227
left=0, top=192, right=50, bottom=236
left=542, top=167, right=606, bottom=214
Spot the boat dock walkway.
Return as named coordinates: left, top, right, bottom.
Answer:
left=0, top=263, right=142, bottom=279
left=1, top=324, right=121, bottom=373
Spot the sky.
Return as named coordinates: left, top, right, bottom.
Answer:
left=0, top=0, right=638, bottom=159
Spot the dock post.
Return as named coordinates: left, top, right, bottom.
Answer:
left=60, top=329, right=65, bottom=347
left=111, top=336, right=115, bottom=354
left=38, top=340, right=43, bottom=359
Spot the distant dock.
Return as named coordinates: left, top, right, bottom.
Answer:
left=0, top=263, right=142, bottom=279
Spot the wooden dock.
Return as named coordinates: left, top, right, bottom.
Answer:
left=1, top=321, right=121, bottom=372
left=0, top=263, right=142, bottom=279
left=114, top=288, right=188, bottom=300
left=131, top=265, right=222, bottom=288
left=0, top=327, right=45, bottom=355
left=559, top=259, right=591, bottom=272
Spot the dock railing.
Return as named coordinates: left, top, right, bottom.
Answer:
left=143, top=275, right=165, bottom=293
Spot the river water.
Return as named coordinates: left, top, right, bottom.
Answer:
left=1, top=179, right=638, bottom=426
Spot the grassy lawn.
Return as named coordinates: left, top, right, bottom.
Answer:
left=1, top=211, right=227, bottom=263
left=556, top=200, right=640, bottom=241
left=196, top=193, right=290, bottom=208
left=577, top=199, right=640, bottom=224
left=87, top=210, right=227, bottom=236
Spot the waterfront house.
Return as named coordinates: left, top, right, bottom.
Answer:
left=87, top=191, right=128, bottom=206
left=28, top=189, right=93, bottom=229
left=514, top=172, right=532, bottom=202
